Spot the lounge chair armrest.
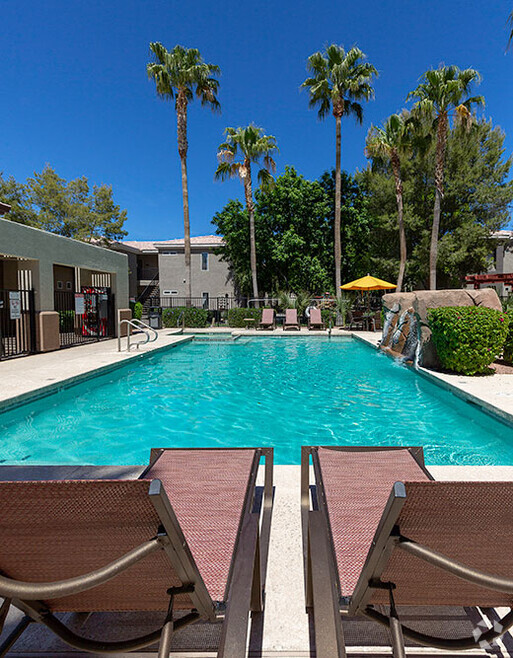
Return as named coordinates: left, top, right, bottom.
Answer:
left=0, top=537, right=163, bottom=600
left=399, top=538, right=513, bottom=594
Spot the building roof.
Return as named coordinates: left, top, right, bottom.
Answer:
left=492, top=230, right=513, bottom=240
left=0, top=202, right=11, bottom=216
left=121, top=235, right=223, bottom=253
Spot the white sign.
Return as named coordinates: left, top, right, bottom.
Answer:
left=9, top=292, right=21, bottom=320
left=74, top=294, right=85, bottom=315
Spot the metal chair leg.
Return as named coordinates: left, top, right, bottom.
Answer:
left=0, top=615, right=32, bottom=656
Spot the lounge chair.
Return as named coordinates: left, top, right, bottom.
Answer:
left=258, top=308, right=275, bottom=330
left=308, top=307, right=325, bottom=330
left=283, top=308, right=300, bottom=331
left=0, top=447, right=273, bottom=657
left=301, top=445, right=513, bottom=657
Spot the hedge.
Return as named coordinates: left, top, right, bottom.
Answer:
left=162, top=307, right=208, bottom=328
left=427, top=306, right=509, bottom=375
left=227, top=307, right=262, bottom=328
left=503, top=311, right=513, bottom=364
left=58, top=310, right=75, bottom=333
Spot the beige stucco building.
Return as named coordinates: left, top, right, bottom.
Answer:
left=117, top=235, right=234, bottom=307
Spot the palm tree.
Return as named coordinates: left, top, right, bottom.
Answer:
left=408, top=65, right=483, bottom=290
left=365, top=112, right=412, bottom=291
left=147, top=43, right=220, bottom=304
left=215, top=125, right=278, bottom=304
left=302, top=44, right=377, bottom=297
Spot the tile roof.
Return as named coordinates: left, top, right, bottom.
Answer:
left=121, top=235, right=223, bottom=252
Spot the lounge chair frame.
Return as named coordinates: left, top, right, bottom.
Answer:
left=301, top=445, right=513, bottom=658
left=0, top=447, right=274, bottom=658
left=283, top=309, right=300, bottom=331
left=258, top=309, right=275, bottom=331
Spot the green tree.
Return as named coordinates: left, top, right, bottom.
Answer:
left=215, top=124, right=278, bottom=303
left=365, top=112, right=413, bottom=291
left=360, top=119, right=513, bottom=289
left=147, top=43, right=220, bottom=303
left=318, top=169, right=373, bottom=284
left=212, top=166, right=370, bottom=296
left=1, top=165, right=127, bottom=242
left=302, top=44, right=377, bottom=297
left=408, top=65, right=484, bottom=289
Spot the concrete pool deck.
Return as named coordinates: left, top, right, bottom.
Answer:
left=2, top=330, right=513, bottom=655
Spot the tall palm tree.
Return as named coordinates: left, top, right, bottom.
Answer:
left=215, top=125, right=278, bottom=303
left=302, top=44, right=377, bottom=297
left=408, top=65, right=483, bottom=290
left=365, top=112, right=412, bottom=291
left=147, top=43, right=220, bottom=304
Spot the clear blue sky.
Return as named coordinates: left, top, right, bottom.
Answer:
left=2, top=0, right=512, bottom=239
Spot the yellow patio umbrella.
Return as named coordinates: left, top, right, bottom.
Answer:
left=340, top=274, right=396, bottom=291
left=340, top=275, right=396, bottom=315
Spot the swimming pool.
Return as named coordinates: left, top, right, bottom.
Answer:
left=1, top=336, right=512, bottom=465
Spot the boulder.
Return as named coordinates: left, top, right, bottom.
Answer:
left=381, top=288, right=503, bottom=369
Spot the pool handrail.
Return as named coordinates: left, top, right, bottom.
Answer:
left=117, top=319, right=158, bottom=352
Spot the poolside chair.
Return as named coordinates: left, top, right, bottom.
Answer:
left=258, top=308, right=275, bottom=330
left=308, top=307, right=325, bottom=330
left=0, top=447, right=273, bottom=657
left=283, top=308, right=300, bottom=331
left=301, top=445, right=513, bottom=658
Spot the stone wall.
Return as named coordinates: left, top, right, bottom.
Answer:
left=381, top=288, right=502, bottom=369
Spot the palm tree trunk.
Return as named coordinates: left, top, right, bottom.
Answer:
left=244, top=162, right=259, bottom=305
left=334, top=115, right=342, bottom=298
left=391, top=152, right=406, bottom=292
left=176, top=90, right=192, bottom=305
left=430, top=112, right=448, bottom=290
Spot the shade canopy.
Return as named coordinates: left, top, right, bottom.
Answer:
left=340, top=275, right=396, bottom=291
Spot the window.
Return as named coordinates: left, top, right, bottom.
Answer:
left=202, top=292, right=209, bottom=309
left=163, top=290, right=179, bottom=296
left=162, top=251, right=177, bottom=255
left=201, top=252, right=209, bottom=271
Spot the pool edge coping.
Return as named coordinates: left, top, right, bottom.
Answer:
left=352, top=333, right=513, bottom=429
left=0, top=336, right=193, bottom=414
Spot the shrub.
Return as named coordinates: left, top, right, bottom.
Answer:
left=162, top=307, right=208, bottom=328
left=503, top=311, right=513, bottom=364
left=58, top=310, right=75, bottom=332
left=133, top=302, right=143, bottom=321
left=321, top=308, right=336, bottom=326
left=227, top=307, right=262, bottom=328
left=427, top=306, right=509, bottom=375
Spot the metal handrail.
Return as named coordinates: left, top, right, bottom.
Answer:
left=117, top=319, right=158, bottom=352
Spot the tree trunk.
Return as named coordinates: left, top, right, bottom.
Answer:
left=243, top=161, right=259, bottom=305
left=334, top=115, right=342, bottom=298
left=391, top=151, right=406, bottom=292
left=430, top=112, right=448, bottom=290
left=177, top=90, right=192, bottom=305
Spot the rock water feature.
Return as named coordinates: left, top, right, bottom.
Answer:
left=380, top=288, right=502, bottom=369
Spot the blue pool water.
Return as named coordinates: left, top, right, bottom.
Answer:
left=1, top=336, right=512, bottom=466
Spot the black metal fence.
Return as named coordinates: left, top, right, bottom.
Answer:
left=0, top=288, right=36, bottom=360
left=151, top=296, right=242, bottom=311
left=54, top=289, right=115, bottom=348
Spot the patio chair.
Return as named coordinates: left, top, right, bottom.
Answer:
left=258, top=308, right=275, bottom=330
left=301, top=445, right=513, bottom=658
left=308, top=307, right=325, bottom=331
left=283, top=308, right=300, bottom=331
left=0, top=447, right=274, bottom=658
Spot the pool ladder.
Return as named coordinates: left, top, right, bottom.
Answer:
left=117, top=319, right=158, bottom=352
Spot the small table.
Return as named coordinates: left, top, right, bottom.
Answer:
left=243, top=318, right=256, bottom=330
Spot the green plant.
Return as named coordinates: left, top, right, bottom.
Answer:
left=321, top=308, right=336, bottom=326
left=58, top=310, right=75, bottom=332
left=227, top=307, right=262, bottom=328
left=335, top=295, right=352, bottom=326
left=162, top=307, right=208, bottom=328
left=503, top=310, right=513, bottom=364
left=133, top=302, right=143, bottom=321
left=427, top=306, right=509, bottom=375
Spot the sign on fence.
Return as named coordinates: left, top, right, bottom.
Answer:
left=74, top=294, right=85, bottom=315
left=9, top=292, right=21, bottom=320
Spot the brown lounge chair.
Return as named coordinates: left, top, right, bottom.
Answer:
left=258, top=308, right=275, bottom=330
left=308, top=307, right=325, bottom=330
left=0, top=447, right=273, bottom=658
left=283, top=308, right=300, bottom=331
left=301, top=445, right=513, bottom=658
